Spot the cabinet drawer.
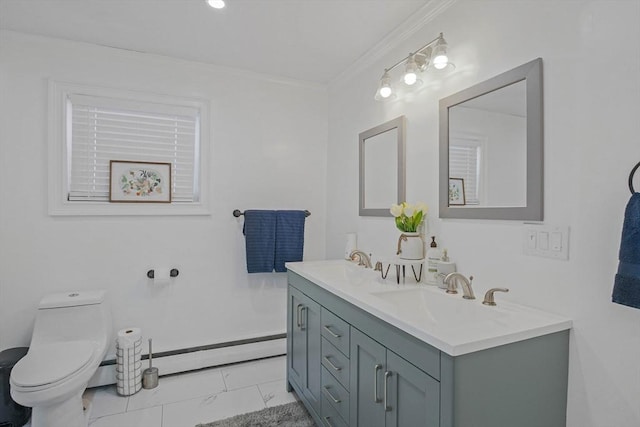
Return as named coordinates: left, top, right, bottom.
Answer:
left=321, top=396, right=349, bottom=427
left=321, top=337, right=350, bottom=390
left=321, top=366, right=350, bottom=422
left=321, top=308, right=350, bottom=356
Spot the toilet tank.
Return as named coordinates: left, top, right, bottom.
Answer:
left=30, top=290, right=112, bottom=348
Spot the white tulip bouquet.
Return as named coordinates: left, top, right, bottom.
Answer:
left=390, top=202, right=428, bottom=232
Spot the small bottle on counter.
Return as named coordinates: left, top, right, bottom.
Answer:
left=436, top=249, right=457, bottom=289
left=425, top=236, right=442, bottom=285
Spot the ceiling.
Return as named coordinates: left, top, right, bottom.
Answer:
left=0, top=0, right=431, bottom=84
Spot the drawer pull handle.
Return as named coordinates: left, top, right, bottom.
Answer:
left=384, top=371, right=392, bottom=412
left=324, top=416, right=336, bottom=427
left=373, top=364, right=382, bottom=403
left=323, top=325, right=341, bottom=338
left=322, top=386, right=341, bottom=404
left=323, top=356, right=342, bottom=371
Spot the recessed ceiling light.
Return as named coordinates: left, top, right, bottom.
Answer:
left=207, top=0, right=225, bottom=9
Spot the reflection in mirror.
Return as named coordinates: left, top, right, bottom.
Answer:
left=439, top=58, right=543, bottom=220
left=359, top=116, right=406, bottom=217
left=449, top=80, right=526, bottom=207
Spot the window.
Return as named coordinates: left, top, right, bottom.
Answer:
left=449, top=135, right=484, bottom=206
left=49, top=81, right=209, bottom=215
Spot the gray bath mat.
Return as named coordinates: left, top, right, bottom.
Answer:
left=195, top=401, right=316, bottom=427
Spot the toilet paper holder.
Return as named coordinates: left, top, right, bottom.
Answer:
left=146, top=269, right=179, bottom=279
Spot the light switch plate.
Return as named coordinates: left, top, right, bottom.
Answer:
left=523, top=224, right=570, bottom=260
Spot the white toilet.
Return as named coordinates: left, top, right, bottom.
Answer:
left=10, top=290, right=112, bottom=427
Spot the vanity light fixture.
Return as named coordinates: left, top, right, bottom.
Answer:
left=375, top=32, right=454, bottom=100
left=207, top=0, right=225, bottom=9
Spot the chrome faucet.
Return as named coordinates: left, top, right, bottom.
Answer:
left=349, top=250, right=372, bottom=268
left=444, top=272, right=475, bottom=300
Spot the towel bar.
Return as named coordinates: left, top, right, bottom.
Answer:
left=233, top=209, right=311, bottom=217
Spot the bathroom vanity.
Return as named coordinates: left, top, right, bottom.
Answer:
left=286, top=260, right=571, bottom=427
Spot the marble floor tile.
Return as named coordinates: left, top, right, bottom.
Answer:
left=221, top=356, right=286, bottom=391
left=84, top=385, right=129, bottom=419
left=257, top=379, right=299, bottom=407
left=127, top=367, right=226, bottom=411
left=162, top=386, right=266, bottom=427
left=88, top=406, right=162, bottom=427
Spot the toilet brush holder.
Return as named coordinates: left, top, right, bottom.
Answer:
left=142, top=338, right=159, bottom=389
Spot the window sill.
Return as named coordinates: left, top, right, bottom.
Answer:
left=48, top=201, right=211, bottom=217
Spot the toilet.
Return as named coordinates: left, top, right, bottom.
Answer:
left=10, top=290, right=111, bottom=427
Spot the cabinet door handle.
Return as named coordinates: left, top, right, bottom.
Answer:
left=323, top=325, right=341, bottom=338
left=373, top=364, right=382, bottom=403
left=296, top=304, right=303, bottom=328
left=300, top=306, right=307, bottom=331
left=323, top=356, right=341, bottom=371
left=384, top=371, right=392, bottom=412
left=322, top=386, right=341, bottom=404
left=324, top=416, right=336, bottom=427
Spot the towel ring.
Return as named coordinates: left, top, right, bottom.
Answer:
left=629, top=161, right=640, bottom=194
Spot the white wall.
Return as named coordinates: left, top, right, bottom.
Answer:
left=326, top=1, right=640, bottom=426
left=0, top=31, right=328, bottom=356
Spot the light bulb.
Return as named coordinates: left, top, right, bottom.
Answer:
left=403, top=54, right=419, bottom=85
left=376, top=71, right=393, bottom=100
left=433, top=53, right=448, bottom=69
left=207, top=0, right=225, bottom=9
left=404, top=72, right=417, bottom=85
left=432, top=34, right=449, bottom=70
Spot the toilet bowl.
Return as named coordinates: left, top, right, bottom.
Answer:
left=10, top=290, right=111, bottom=427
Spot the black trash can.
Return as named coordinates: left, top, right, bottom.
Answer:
left=0, top=348, right=31, bottom=427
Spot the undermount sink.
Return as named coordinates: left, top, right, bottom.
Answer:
left=370, top=287, right=503, bottom=324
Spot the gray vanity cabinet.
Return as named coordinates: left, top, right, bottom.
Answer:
left=287, top=286, right=322, bottom=415
left=287, top=270, right=569, bottom=427
left=350, top=328, right=440, bottom=427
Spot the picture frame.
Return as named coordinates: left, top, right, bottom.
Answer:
left=449, top=178, right=466, bottom=206
left=109, top=160, right=172, bottom=203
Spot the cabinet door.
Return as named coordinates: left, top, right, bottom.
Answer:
left=288, top=286, right=307, bottom=389
left=287, top=286, right=322, bottom=414
left=350, top=328, right=386, bottom=427
left=302, top=294, right=322, bottom=414
left=385, top=350, right=440, bottom=427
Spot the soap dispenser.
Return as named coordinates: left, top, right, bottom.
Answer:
left=436, top=249, right=457, bottom=289
left=425, top=236, right=442, bottom=285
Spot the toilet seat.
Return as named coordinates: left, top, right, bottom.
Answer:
left=11, top=341, right=94, bottom=388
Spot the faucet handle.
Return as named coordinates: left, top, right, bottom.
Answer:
left=482, top=288, right=509, bottom=306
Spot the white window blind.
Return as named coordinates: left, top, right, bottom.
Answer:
left=449, top=141, right=481, bottom=205
left=67, top=94, right=200, bottom=203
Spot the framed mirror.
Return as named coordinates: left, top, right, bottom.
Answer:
left=359, top=116, right=406, bottom=216
left=439, top=58, right=543, bottom=220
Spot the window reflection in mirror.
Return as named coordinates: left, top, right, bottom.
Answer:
left=448, top=80, right=527, bottom=207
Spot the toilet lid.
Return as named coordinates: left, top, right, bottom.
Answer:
left=11, top=341, right=94, bottom=387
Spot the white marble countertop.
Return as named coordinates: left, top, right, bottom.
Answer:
left=286, top=260, right=572, bottom=356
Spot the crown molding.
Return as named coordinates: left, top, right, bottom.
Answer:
left=329, top=0, right=456, bottom=87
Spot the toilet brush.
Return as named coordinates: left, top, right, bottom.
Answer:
left=142, top=338, right=159, bottom=389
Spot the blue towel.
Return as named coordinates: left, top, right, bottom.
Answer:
left=274, top=210, right=306, bottom=272
left=612, top=193, right=640, bottom=309
left=243, top=210, right=277, bottom=273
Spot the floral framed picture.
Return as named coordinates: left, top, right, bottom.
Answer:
left=109, top=160, right=172, bottom=203
left=449, top=178, right=466, bottom=206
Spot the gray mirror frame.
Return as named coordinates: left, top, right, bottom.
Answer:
left=439, top=58, right=543, bottom=220
left=359, top=116, right=406, bottom=217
